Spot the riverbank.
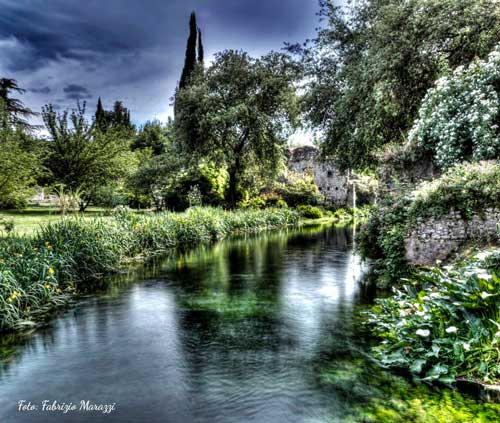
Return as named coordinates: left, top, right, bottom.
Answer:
left=366, top=248, right=500, bottom=389
left=2, top=223, right=499, bottom=422
left=0, top=207, right=298, bottom=332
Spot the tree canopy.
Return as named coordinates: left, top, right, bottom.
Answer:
left=294, top=0, right=500, bottom=170
left=175, top=50, right=300, bottom=206
left=42, top=103, right=133, bottom=210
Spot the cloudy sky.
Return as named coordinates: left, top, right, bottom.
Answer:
left=0, top=0, right=325, bottom=127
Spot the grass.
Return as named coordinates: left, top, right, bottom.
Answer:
left=0, top=206, right=299, bottom=332
left=0, top=205, right=109, bottom=236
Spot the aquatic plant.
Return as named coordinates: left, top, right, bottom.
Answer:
left=366, top=249, right=500, bottom=385
left=0, top=207, right=298, bottom=331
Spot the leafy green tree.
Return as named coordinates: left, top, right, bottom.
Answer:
left=93, top=99, right=134, bottom=133
left=0, top=100, right=40, bottom=208
left=175, top=50, right=300, bottom=207
left=94, top=97, right=107, bottom=132
left=127, top=144, right=227, bottom=211
left=295, top=0, right=500, bottom=170
left=42, top=103, right=134, bottom=211
left=131, top=119, right=173, bottom=156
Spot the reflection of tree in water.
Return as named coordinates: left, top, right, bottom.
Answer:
left=170, top=224, right=372, bottom=422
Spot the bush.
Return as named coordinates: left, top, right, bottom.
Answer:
left=93, top=185, right=128, bottom=208
left=0, top=217, right=15, bottom=234
left=358, top=161, right=500, bottom=286
left=409, top=45, right=500, bottom=170
left=276, top=199, right=288, bottom=209
left=238, top=196, right=267, bottom=209
left=276, top=172, right=324, bottom=207
left=0, top=207, right=299, bottom=331
left=297, top=205, right=323, bottom=219
left=367, top=250, right=500, bottom=385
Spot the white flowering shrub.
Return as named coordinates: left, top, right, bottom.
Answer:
left=409, top=45, right=500, bottom=169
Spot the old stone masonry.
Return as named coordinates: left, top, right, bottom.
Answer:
left=287, top=146, right=349, bottom=207
left=405, top=209, right=500, bottom=266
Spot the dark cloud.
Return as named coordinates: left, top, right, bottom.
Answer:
left=29, top=86, right=51, bottom=94
left=0, top=0, right=323, bottom=126
left=63, top=84, right=92, bottom=100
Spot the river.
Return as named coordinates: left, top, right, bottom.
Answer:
left=0, top=225, right=498, bottom=422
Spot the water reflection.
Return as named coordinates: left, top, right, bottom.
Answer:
left=1, top=225, right=493, bottom=422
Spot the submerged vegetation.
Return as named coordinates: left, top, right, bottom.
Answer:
left=320, top=357, right=500, bottom=422
left=0, top=207, right=298, bottom=332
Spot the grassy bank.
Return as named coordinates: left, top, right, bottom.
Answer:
left=0, top=205, right=110, bottom=236
left=0, top=207, right=298, bottom=332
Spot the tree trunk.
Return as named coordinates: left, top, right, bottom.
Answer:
left=226, top=154, right=242, bottom=209
left=225, top=136, right=247, bottom=208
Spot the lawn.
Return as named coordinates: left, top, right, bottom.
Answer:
left=0, top=205, right=109, bottom=236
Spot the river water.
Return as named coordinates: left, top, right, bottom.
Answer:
left=0, top=225, right=498, bottom=422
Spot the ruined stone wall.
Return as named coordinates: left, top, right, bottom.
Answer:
left=287, top=146, right=349, bottom=207
left=405, top=209, right=500, bottom=266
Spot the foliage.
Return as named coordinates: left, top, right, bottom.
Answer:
left=42, top=103, right=135, bottom=210
left=92, top=185, right=128, bottom=209
left=0, top=101, right=40, bottom=208
left=0, top=217, right=14, bottom=234
left=0, top=78, right=37, bottom=130
left=358, top=161, right=500, bottom=285
left=53, top=185, right=83, bottom=215
left=409, top=161, right=500, bottom=221
left=330, top=206, right=372, bottom=225
left=297, top=204, right=323, bottom=219
left=175, top=50, right=300, bottom=207
left=320, top=357, right=500, bottom=422
left=274, top=171, right=324, bottom=207
left=131, top=119, right=173, bottom=155
left=367, top=250, right=500, bottom=385
left=127, top=139, right=227, bottom=211
left=187, top=185, right=203, bottom=208
left=178, top=12, right=203, bottom=90
left=292, top=0, right=500, bottom=170
left=409, top=45, right=500, bottom=169
left=352, top=172, right=379, bottom=206
left=94, top=99, right=134, bottom=134
left=0, top=207, right=298, bottom=331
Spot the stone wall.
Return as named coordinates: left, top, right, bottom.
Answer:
left=405, top=209, right=500, bottom=266
left=287, top=146, right=349, bottom=207
left=378, top=148, right=440, bottom=193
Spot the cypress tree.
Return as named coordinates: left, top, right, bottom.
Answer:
left=179, top=12, right=198, bottom=89
left=197, top=29, right=204, bottom=64
left=95, top=97, right=107, bottom=132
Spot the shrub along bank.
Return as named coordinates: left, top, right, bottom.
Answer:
left=0, top=207, right=298, bottom=332
left=358, top=161, right=500, bottom=286
left=367, top=250, right=500, bottom=386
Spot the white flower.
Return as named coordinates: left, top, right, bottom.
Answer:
left=416, top=329, right=430, bottom=337
left=480, top=292, right=492, bottom=299
left=445, top=326, right=458, bottom=334
left=463, top=343, right=471, bottom=351
left=477, top=273, right=492, bottom=281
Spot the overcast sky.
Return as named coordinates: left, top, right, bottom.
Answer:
left=0, top=0, right=326, bottom=128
